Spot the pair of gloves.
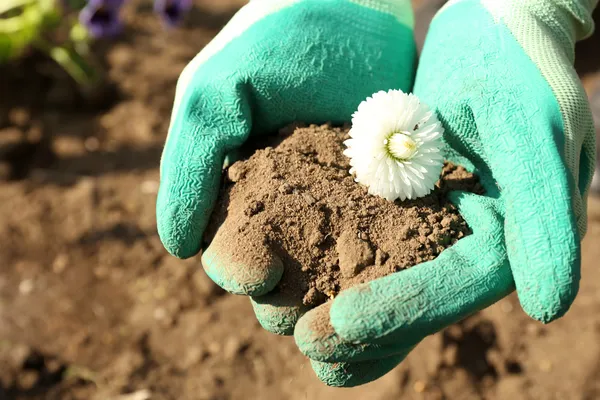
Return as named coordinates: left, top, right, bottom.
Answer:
left=156, top=0, right=597, bottom=387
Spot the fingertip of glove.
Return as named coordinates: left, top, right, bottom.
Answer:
left=256, top=317, right=295, bottom=336
left=201, top=247, right=283, bottom=296
left=251, top=296, right=306, bottom=336
left=156, top=203, right=203, bottom=259
left=310, top=354, right=405, bottom=388
left=310, top=360, right=358, bottom=388
left=513, top=237, right=581, bottom=325
left=294, top=303, right=337, bottom=360
left=519, top=286, right=578, bottom=324
left=159, top=233, right=201, bottom=259
left=294, top=313, right=317, bottom=354
left=329, top=286, right=374, bottom=343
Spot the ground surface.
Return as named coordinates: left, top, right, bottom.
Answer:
left=1, top=1, right=600, bottom=399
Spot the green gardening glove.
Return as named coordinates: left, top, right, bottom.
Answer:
left=294, top=0, right=597, bottom=387
left=156, top=0, right=416, bottom=330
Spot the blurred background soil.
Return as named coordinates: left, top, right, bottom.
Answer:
left=1, top=1, right=600, bottom=399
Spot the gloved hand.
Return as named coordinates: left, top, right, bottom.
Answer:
left=157, top=0, right=416, bottom=329
left=294, top=0, right=597, bottom=387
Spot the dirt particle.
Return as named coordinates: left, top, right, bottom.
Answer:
left=303, top=287, right=327, bottom=307
left=223, top=337, right=249, bottom=361
left=9, top=107, right=30, bottom=126
left=245, top=200, right=264, bottom=216
left=18, top=279, right=34, bottom=295
left=84, top=137, right=100, bottom=152
left=336, top=230, right=375, bottom=279
left=17, top=370, right=39, bottom=390
left=301, top=192, right=317, bottom=205
left=375, top=249, right=389, bottom=266
left=539, top=360, right=553, bottom=372
left=414, top=380, right=427, bottom=393
left=308, top=230, right=324, bottom=247
left=278, top=182, right=294, bottom=194
left=52, top=253, right=69, bottom=274
left=227, top=163, right=247, bottom=182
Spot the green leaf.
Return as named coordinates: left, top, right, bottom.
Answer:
left=0, top=0, right=36, bottom=16
left=47, top=44, right=98, bottom=86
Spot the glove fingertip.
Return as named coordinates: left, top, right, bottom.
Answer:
left=156, top=201, right=204, bottom=259
left=310, top=353, right=406, bottom=387
left=517, top=274, right=579, bottom=324
left=294, top=303, right=339, bottom=360
left=201, top=243, right=284, bottom=296
left=251, top=294, right=308, bottom=336
left=507, top=210, right=581, bottom=324
left=329, top=286, right=376, bottom=342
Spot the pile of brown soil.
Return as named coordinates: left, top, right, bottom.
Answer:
left=206, top=124, right=482, bottom=307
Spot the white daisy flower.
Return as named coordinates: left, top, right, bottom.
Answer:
left=344, top=89, right=445, bottom=201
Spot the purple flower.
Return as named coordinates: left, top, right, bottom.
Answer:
left=154, top=0, right=191, bottom=27
left=79, top=0, right=125, bottom=38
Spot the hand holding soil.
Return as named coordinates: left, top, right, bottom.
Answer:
left=203, top=124, right=483, bottom=335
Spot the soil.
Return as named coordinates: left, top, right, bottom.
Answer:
left=1, top=1, right=600, bottom=400
left=207, top=125, right=479, bottom=308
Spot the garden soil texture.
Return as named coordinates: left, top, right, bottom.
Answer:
left=207, top=124, right=480, bottom=308
left=2, top=1, right=600, bottom=399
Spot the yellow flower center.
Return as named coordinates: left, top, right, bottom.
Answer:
left=387, top=131, right=417, bottom=160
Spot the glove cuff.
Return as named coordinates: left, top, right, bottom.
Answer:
left=350, top=0, right=414, bottom=28
left=438, top=0, right=597, bottom=61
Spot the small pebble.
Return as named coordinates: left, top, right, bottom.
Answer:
left=18, top=279, right=34, bottom=295
left=445, top=325, right=464, bottom=340
left=227, top=164, right=246, bottom=182
left=413, top=380, right=427, bottom=393
left=245, top=200, right=264, bottom=216
left=539, top=359, right=553, bottom=372
left=303, top=287, right=323, bottom=306
left=442, top=344, right=458, bottom=366
left=419, top=226, right=432, bottom=236
left=9, top=107, right=30, bottom=126
left=500, top=301, right=514, bottom=313
left=309, top=231, right=323, bottom=247
left=94, top=266, right=109, bottom=278
left=278, top=182, right=294, bottom=194
left=224, top=337, right=249, bottom=361
left=302, top=192, right=316, bottom=205
left=526, top=323, right=544, bottom=337
left=375, top=249, right=389, bottom=266
left=52, top=254, right=69, bottom=273
left=84, top=137, right=100, bottom=152
left=140, top=180, right=159, bottom=194
left=17, top=371, right=38, bottom=390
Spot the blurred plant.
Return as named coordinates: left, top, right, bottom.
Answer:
left=0, top=0, right=190, bottom=90
left=154, top=0, right=191, bottom=27
left=79, top=0, right=125, bottom=38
